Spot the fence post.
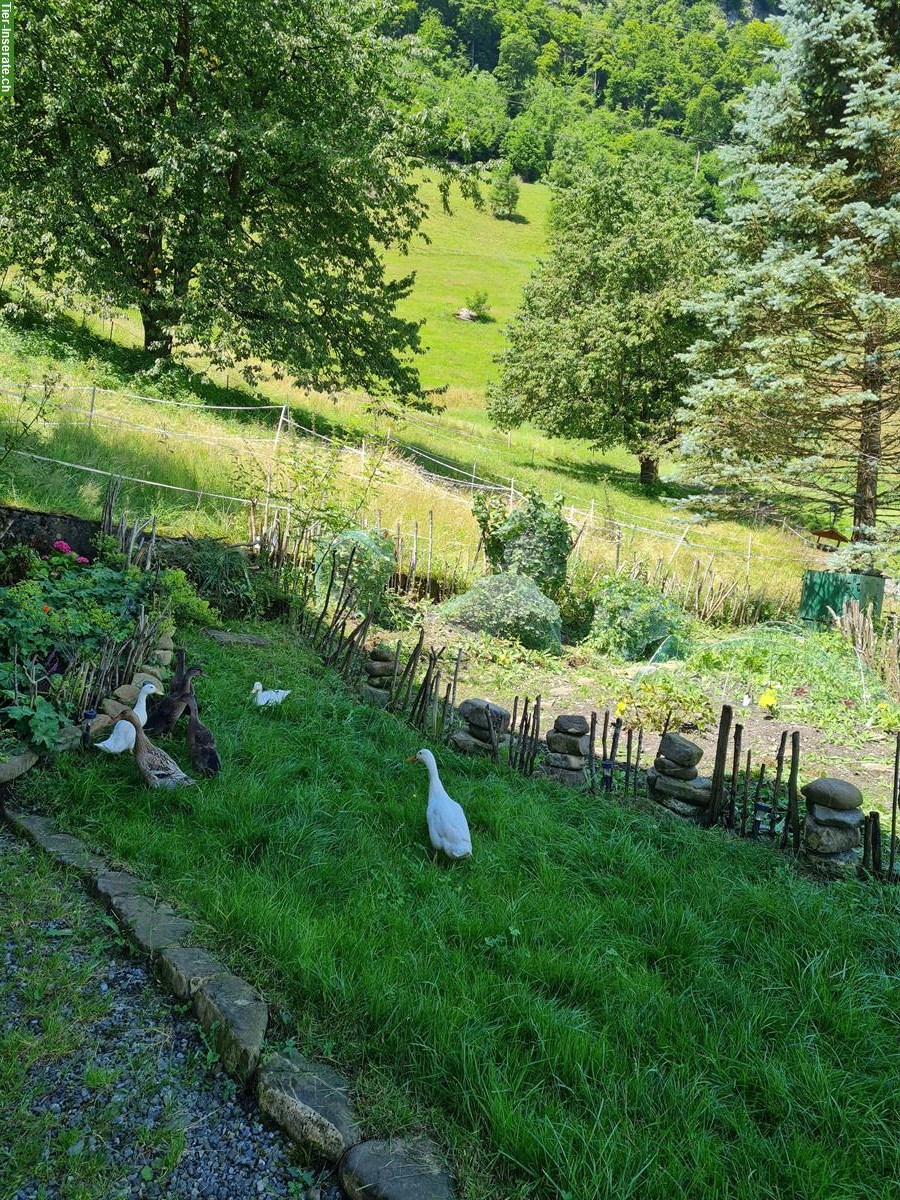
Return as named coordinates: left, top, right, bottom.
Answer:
left=88, top=385, right=96, bottom=429
left=263, top=405, right=287, bottom=531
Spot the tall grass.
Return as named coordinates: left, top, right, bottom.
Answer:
left=23, top=623, right=900, bottom=1200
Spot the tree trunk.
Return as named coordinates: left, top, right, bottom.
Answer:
left=139, top=304, right=174, bottom=358
left=853, top=352, right=883, bottom=541
left=639, top=456, right=659, bottom=488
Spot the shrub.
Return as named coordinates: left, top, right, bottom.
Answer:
left=318, top=529, right=395, bottom=612
left=473, top=489, right=572, bottom=596
left=439, top=572, right=562, bottom=653
left=158, top=538, right=256, bottom=616
left=589, top=574, right=690, bottom=661
left=464, top=290, right=492, bottom=321
left=614, top=671, right=715, bottom=732
left=154, top=568, right=218, bottom=627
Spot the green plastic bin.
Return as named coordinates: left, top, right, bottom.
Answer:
left=799, top=569, right=885, bottom=624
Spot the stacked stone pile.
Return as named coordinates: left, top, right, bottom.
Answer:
left=646, top=731, right=712, bottom=820
left=544, top=715, right=589, bottom=787
left=63, top=632, right=175, bottom=750
left=360, top=644, right=397, bottom=708
left=801, top=777, right=864, bottom=876
left=450, top=698, right=510, bottom=757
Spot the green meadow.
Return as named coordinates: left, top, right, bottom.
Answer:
left=21, top=623, right=900, bottom=1200
left=384, top=175, right=552, bottom=391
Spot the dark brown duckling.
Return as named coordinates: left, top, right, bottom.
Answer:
left=169, top=647, right=187, bottom=694
left=185, top=692, right=221, bottom=777
left=145, top=647, right=187, bottom=727
left=143, top=666, right=204, bottom=738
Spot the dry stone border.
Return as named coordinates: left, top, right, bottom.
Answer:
left=450, top=697, right=510, bottom=758
left=801, top=777, right=864, bottom=877
left=543, top=713, right=589, bottom=787
left=646, top=732, right=711, bottom=820
left=2, top=806, right=457, bottom=1200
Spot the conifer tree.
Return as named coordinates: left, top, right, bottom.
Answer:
left=683, top=0, right=900, bottom=540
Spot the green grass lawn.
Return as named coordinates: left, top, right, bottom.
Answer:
left=20, top=621, right=900, bottom=1200
left=383, top=176, right=552, bottom=391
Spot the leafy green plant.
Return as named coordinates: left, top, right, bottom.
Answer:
left=614, top=671, right=714, bottom=732
left=3, top=697, right=63, bottom=750
left=464, top=289, right=492, bottom=320
left=317, top=529, right=395, bottom=612
left=589, top=574, right=690, bottom=661
left=439, top=572, right=562, bottom=653
left=473, top=488, right=572, bottom=595
left=154, top=568, right=218, bottom=627
left=158, top=539, right=254, bottom=616
left=688, top=625, right=888, bottom=743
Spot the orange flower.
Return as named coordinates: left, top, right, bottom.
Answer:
left=42, top=604, right=51, bottom=613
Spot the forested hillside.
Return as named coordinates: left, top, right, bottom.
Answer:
left=394, top=0, right=784, bottom=205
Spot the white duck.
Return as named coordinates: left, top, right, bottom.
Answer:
left=95, top=680, right=160, bottom=754
left=408, top=748, right=473, bottom=862
left=251, top=681, right=291, bottom=707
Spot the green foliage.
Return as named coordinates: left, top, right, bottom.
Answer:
left=688, top=625, right=890, bottom=744
left=319, top=529, right=395, bottom=612
left=473, top=489, right=572, bottom=594
left=464, top=289, right=492, bottom=320
left=413, top=69, right=509, bottom=161
left=439, top=571, right=562, bottom=651
left=154, top=569, right=218, bottom=628
left=2, top=0, right=426, bottom=397
left=488, top=159, right=712, bottom=482
left=615, top=671, right=715, bottom=732
left=2, top=697, right=63, bottom=750
left=683, top=0, right=900, bottom=537
left=158, top=539, right=257, bottom=617
left=0, top=544, right=213, bottom=750
left=0, top=544, right=42, bottom=587
left=0, top=556, right=146, bottom=660
left=501, top=111, right=550, bottom=181
left=489, top=160, right=521, bottom=219
left=589, top=574, right=690, bottom=662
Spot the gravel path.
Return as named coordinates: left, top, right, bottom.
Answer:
left=0, top=828, right=344, bottom=1200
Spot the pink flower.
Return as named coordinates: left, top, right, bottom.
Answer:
left=52, top=540, right=72, bottom=553
left=76, top=556, right=90, bottom=564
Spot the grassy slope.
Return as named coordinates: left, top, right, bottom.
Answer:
left=21, top=623, right=900, bottom=1200
left=0, top=309, right=812, bottom=607
left=382, top=176, right=552, bottom=391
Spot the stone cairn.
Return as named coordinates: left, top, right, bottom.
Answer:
left=360, top=644, right=397, bottom=709
left=450, top=698, right=510, bottom=758
left=646, top=731, right=711, bottom=820
left=801, top=777, right=864, bottom=877
left=544, top=715, right=590, bottom=788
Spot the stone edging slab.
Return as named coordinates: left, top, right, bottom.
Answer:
left=2, top=806, right=455, bottom=1200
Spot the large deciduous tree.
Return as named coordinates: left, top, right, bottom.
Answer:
left=487, top=161, right=710, bottom=486
left=683, top=0, right=900, bottom=540
left=0, top=0, right=426, bottom=396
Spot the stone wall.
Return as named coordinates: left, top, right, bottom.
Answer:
left=0, top=502, right=101, bottom=558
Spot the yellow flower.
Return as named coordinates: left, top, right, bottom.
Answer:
left=758, top=687, right=778, bottom=710
left=615, top=699, right=627, bottom=718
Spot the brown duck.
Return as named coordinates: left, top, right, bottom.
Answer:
left=114, top=710, right=196, bottom=789
left=143, top=666, right=204, bottom=738
left=185, top=693, right=221, bottom=777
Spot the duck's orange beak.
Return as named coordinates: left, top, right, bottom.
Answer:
left=406, top=755, right=418, bottom=763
